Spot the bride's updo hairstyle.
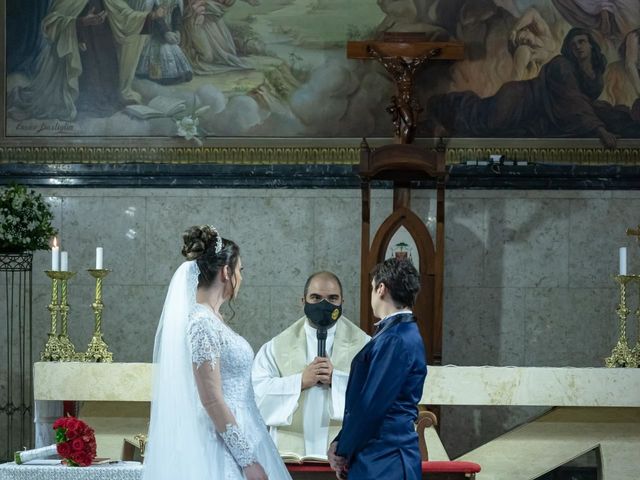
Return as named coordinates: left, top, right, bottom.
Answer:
left=181, top=225, right=240, bottom=290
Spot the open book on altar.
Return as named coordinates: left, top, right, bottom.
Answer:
left=280, top=452, right=329, bottom=464
left=124, top=96, right=186, bottom=119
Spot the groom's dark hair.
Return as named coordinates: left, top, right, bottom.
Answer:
left=371, top=258, right=420, bottom=308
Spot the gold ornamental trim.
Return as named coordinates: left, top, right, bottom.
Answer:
left=1, top=140, right=639, bottom=165
left=0, top=146, right=361, bottom=165
left=446, top=146, right=640, bottom=166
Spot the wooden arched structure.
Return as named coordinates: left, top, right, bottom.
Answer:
left=358, top=141, right=446, bottom=364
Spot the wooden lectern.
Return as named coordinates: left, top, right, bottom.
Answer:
left=348, top=34, right=463, bottom=364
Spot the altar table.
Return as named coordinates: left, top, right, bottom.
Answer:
left=33, top=363, right=640, bottom=480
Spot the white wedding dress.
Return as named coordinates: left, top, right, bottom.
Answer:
left=142, top=261, right=291, bottom=480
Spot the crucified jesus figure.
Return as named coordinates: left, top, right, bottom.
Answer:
left=367, top=45, right=441, bottom=143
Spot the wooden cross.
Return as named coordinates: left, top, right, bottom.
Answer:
left=347, top=33, right=463, bottom=144
left=627, top=225, right=640, bottom=243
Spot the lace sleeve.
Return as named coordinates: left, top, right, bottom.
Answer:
left=220, top=423, right=257, bottom=468
left=187, top=311, right=222, bottom=369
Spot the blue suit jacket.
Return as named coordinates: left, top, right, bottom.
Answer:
left=335, top=313, right=427, bottom=480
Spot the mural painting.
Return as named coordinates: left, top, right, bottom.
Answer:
left=4, top=0, right=640, bottom=147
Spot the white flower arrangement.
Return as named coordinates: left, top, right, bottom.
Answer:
left=0, top=185, right=57, bottom=253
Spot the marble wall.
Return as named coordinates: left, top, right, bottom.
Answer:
left=2, top=187, right=640, bottom=458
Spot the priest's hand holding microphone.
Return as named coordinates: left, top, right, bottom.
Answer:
left=301, top=356, right=334, bottom=388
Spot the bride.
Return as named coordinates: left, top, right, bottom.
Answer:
left=142, top=225, right=292, bottom=480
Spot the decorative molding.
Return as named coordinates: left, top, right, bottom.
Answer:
left=1, top=139, right=640, bottom=165
left=0, top=146, right=361, bottom=165
left=446, top=146, right=640, bottom=166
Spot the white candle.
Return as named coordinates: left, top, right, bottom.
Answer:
left=96, top=247, right=103, bottom=270
left=61, top=251, right=68, bottom=272
left=51, top=239, right=60, bottom=271
left=619, top=247, right=627, bottom=275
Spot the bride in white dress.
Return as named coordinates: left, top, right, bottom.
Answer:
left=142, top=225, right=292, bottom=480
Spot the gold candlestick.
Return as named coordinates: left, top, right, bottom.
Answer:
left=605, top=275, right=638, bottom=367
left=630, top=275, right=640, bottom=365
left=41, top=271, right=63, bottom=361
left=84, top=269, right=113, bottom=362
left=57, top=271, right=78, bottom=361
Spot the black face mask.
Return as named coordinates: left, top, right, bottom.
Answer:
left=304, top=300, right=342, bottom=330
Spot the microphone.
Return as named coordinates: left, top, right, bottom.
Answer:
left=317, top=328, right=327, bottom=357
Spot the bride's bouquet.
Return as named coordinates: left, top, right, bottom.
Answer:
left=15, top=416, right=97, bottom=466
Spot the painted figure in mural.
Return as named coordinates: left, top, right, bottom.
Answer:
left=427, top=28, right=640, bottom=148
left=375, top=0, right=449, bottom=40
left=6, top=0, right=52, bottom=75
left=8, top=0, right=161, bottom=121
left=551, top=0, right=640, bottom=44
left=180, top=0, right=258, bottom=73
left=602, top=28, right=640, bottom=107
left=118, top=0, right=155, bottom=104
left=509, top=7, right=557, bottom=80
left=427, top=0, right=518, bottom=59
left=136, top=0, right=194, bottom=84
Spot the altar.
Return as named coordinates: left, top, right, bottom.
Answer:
left=32, top=363, right=640, bottom=480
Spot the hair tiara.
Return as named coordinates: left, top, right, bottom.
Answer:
left=207, top=225, right=223, bottom=254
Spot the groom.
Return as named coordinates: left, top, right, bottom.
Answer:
left=328, top=258, right=426, bottom=480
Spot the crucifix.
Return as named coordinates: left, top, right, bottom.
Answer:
left=347, top=33, right=464, bottom=364
left=347, top=33, right=463, bottom=144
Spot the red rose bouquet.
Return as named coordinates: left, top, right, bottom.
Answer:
left=15, top=416, right=97, bottom=466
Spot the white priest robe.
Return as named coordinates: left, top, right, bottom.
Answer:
left=252, top=316, right=370, bottom=457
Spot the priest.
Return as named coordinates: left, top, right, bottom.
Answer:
left=251, top=272, right=370, bottom=458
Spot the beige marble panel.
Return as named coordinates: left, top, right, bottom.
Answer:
left=447, top=190, right=528, bottom=199
left=524, top=287, right=620, bottom=367
left=442, top=287, right=526, bottom=366
left=312, top=195, right=361, bottom=287
left=611, top=190, right=640, bottom=199
left=227, top=196, right=314, bottom=286
left=569, top=198, right=640, bottom=288
left=223, top=285, right=272, bottom=352
left=484, top=198, right=570, bottom=288
left=267, top=285, right=305, bottom=339
left=101, top=285, right=165, bottom=362
left=421, top=366, right=640, bottom=406
left=444, top=198, right=487, bottom=288
left=34, top=363, right=152, bottom=401
left=34, top=363, right=640, bottom=406
left=341, top=284, right=361, bottom=329
left=525, top=190, right=611, bottom=199
left=370, top=193, right=393, bottom=240
left=61, top=196, right=146, bottom=286
left=145, top=195, right=231, bottom=285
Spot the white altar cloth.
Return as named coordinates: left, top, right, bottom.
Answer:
left=0, top=460, right=141, bottom=480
